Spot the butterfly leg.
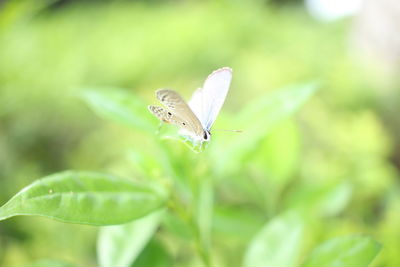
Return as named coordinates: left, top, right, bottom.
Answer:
left=156, top=122, right=164, bottom=135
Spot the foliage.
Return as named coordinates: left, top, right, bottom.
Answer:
left=0, top=1, right=398, bottom=266
left=0, top=171, right=166, bottom=225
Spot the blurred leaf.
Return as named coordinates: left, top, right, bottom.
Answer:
left=319, top=182, right=352, bottom=217
left=253, top=120, right=300, bottom=186
left=238, top=82, right=320, bottom=127
left=126, top=150, right=161, bottom=178
left=21, top=259, right=76, bottom=267
left=0, top=171, right=166, bottom=225
left=161, top=211, right=193, bottom=240
left=302, top=235, right=381, bottom=267
left=213, top=82, right=319, bottom=173
left=133, top=239, right=173, bottom=267
left=214, top=206, right=265, bottom=242
left=286, top=182, right=352, bottom=217
left=81, top=89, right=156, bottom=133
left=243, top=211, right=304, bottom=267
left=97, top=210, right=163, bottom=267
left=0, top=0, right=56, bottom=30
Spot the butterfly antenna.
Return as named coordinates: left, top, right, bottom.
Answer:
left=213, top=129, right=243, bottom=133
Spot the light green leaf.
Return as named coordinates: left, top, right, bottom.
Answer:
left=243, top=212, right=304, bottom=267
left=214, top=206, right=265, bottom=242
left=213, top=82, right=319, bottom=173
left=302, top=235, right=381, bottom=267
left=286, top=182, right=353, bottom=218
left=238, top=82, right=319, bottom=128
left=97, top=210, right=163, bottom=267
left=0, top=171, right=166, bottom=225
left=81, top=88, right=156, bottom=133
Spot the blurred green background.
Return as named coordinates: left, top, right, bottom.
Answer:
left=0, top=0, right=399, bottom=266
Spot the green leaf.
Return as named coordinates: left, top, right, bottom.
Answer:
left=212, top=82, right=319, bottom=173
left=133, top=239, right=173, bottom=267
left=81, top=88, right=156, bottom=133
left=0, top=171, right=166, bottom=225
left=286, top=182, right=353, bottom=218
left=214, top=206, right=265, bottom=242
left=238, top=82, right=319, bottom=127
left=302, top=235, right=381, bottom=267
left=161, top=211, right=193, bottom=240
left=97, top=210, right=163, bottom=267
left=243, top=212, right=304, bottom=267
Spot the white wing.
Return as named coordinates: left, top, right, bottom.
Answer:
left=188, top=67, right=232, bottom=130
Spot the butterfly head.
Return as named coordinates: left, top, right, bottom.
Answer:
left=203, top=130, right=211, bottom=142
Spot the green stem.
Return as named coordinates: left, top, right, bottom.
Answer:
left=168, top=186, right=212, bottom=267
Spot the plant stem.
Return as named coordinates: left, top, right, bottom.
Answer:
left=168, top=187, right=212, bottom=267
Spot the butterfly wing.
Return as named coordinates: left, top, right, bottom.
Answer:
left=188, top=67, right=232, bottom=130
left=154, top=89, right=204, bottom=137
left=148, top=105, right=194, bottom=131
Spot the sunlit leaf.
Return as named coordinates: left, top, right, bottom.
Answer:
left=302, top=235, right=381, bottom=267
left=0, top=171, right=167, bottom=225
left=285, top=182, right=352, bottom=217
left=212, top=82, right=319, bottom=173
left=243, top=212, right=304, bottom=267
left=97, top=210, right=163, bottom=267
left=81, top=88, right=156, bottom=133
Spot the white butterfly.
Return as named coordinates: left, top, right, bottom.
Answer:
left=148, top=67, right=232, bottom=143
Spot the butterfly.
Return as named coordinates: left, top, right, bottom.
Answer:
left=148, top=67, right=232, bottom=143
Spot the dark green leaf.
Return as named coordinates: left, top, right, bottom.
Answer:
left=133, top=239, right=173, bottom=267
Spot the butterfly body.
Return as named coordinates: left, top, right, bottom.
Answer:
left=148, top=67, right=232, bottom=143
